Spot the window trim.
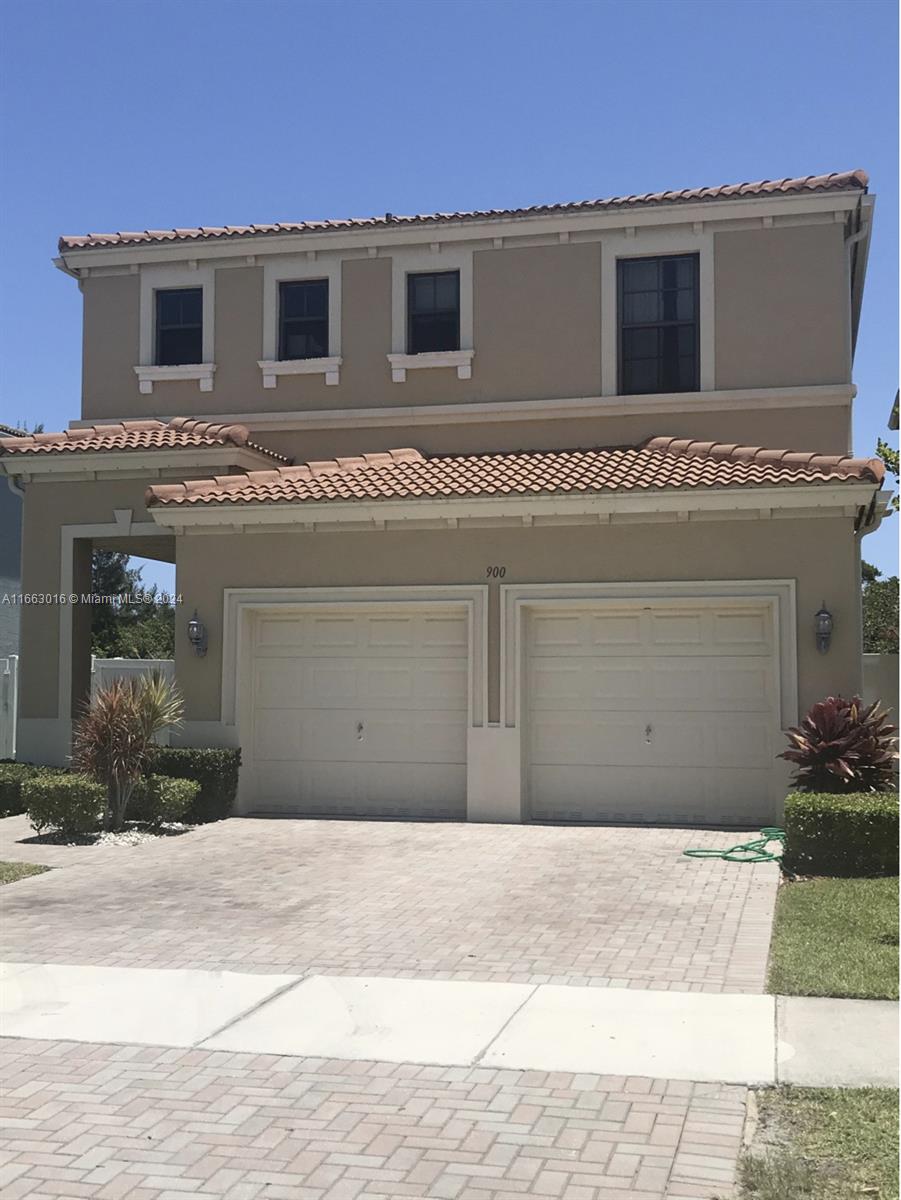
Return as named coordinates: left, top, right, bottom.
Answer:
left=388, top=245, right=474, bottom=382
left=601, top=229, right=714, bottom=397
left=261, top=255, right=342, bottom=387
left=617, top=253, right=700, bottom=396
left=136, top=263, right=216, bottom=392
left=406, top=269, right=461, bottom=355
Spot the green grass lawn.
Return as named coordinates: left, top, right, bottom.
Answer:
left=740, top=1087, right=899, bottom=1200
left=768, top=876, right=899, bottom=1000
left=0, top=860, right=50, bottom=885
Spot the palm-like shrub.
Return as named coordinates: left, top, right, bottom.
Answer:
left=779, top=695, right=898, bottom=793
left=72, top=671, right=184, bottom=830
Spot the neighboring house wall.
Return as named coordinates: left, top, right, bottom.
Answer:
left=0, top=478, right=23, bottom=659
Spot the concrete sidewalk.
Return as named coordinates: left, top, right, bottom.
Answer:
left=2, top=962, right=896, bottom=1087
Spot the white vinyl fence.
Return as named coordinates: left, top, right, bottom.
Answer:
left=0, top=655, right=17, bottom=759
left=0, top=656, right=175, bottom=760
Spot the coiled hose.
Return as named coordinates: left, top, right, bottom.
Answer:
left=683, top=827, right=785, bottom=864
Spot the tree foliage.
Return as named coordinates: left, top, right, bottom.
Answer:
left=862, top=560, right=899, bottom=654
left=877, top=437, right=899, bottom=512
left=90, top=551, right=175, bottom=658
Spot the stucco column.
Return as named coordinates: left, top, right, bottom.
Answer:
left=70, top=539, right=93, bottom=724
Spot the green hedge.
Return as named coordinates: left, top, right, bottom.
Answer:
left=0, top=764, right=66, bottom=818
left=130, top=775, right=200, bottom=827
left=24, top=773, right=105, bottom=837
left=149, top=747, right=241, bottom=823
left=783, top=791, right=900, bottom=877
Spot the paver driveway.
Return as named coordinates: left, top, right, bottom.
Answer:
left=0, top=816, right=777, bottom=992
left=0, top=1039, right=748, bottom=1200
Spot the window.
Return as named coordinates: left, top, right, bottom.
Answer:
left=407, top=270, right=460, bottom=354
left=279, top=279, right=329, bottom=360
left=618, top=255, right=699, bottom=395
left=155, top=288, right=203, bottom=366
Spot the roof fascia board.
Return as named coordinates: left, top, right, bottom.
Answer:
left=57, top=191, right=864, bottom=272
left=69, top=383, right=855, bottom=435
left=148, top=482, right=877, bottom=531
left=0, top=445, right=276, bottom=478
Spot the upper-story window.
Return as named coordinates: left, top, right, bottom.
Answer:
left=407, top=270, right=460, bottom=354
left=155, top=287, right=203, bottom=366
left=279, top=279, right=329, bottom=360
left=618, top=254, right=699, bottom=394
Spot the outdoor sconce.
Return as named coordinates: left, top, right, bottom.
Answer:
left=815, top=604, right=833, bottom=655
left=187, top=610, right=208, bottom=657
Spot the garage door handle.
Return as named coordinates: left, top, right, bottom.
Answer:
left=645, top=724, right=653, bottom=743
left=356, top=721, right=364, bottom=740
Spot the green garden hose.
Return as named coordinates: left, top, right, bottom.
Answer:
left=683, top=827, right=785, bottom=864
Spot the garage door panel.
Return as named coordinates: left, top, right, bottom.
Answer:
left=526, top=601, right=777, bottom=824
left=530, top=710, right=770, bottom=769
left=528, top=656, right=774, bottom=713
left=713, top=609, right=772, bottom=651
left=529, top=764, right=772, bottom=825
left=254, top=710, right=303, bottom=761
left=648, top=611, right=705, bottom=647
left=249, top=606, right=469, bottom=818
left=255, top=612, right=468, bottom=658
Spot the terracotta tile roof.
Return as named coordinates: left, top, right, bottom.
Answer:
left=60, top=170, right=868, bottom=251
left=0, top=417, right=287, bottom=461
left=146, top=437, right=884, bottom=509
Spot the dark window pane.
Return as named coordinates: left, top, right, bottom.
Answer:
left=623, top=327, right=659, bottom=360
left=278, top=280, right=329, bottom=360
left=407, top=270, right=460, bottom=353
left=623, top=358, right=658, bottom=395
left=283, top=320, right=328, bottom=360
left=618, top=255, right=698, bottom=395
left=676, top=257, right=695, bottom=288
left=675, top=289, right=695, bottom=321
left=622, top=290, right=660, bottom=325
left=155, top=288, right=203, bottom=365
left=158, top=326, right=202, bottom=366
left=622, top=259, right=658, bottom=291
left=435, top=272, right=459, bottom=309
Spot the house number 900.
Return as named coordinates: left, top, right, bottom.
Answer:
left=486, top=566, right=507, bottom=579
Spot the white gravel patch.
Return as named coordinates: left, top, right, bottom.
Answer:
left=28, top=823, right=193, bottom=848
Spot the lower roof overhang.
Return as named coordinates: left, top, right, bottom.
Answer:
left=148, top=483, right=893, bottom=536
left=0, top=445, right=278, bottom=483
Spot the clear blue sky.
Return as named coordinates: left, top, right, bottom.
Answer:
left=1, top=0, right=897, bottom=588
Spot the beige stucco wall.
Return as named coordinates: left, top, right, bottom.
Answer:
left=175, top=515, right=863, bottom=730
left=17, top=477, right=172, bottom=719
left=79, top=222, right=853, bottom=427
left=81, top=274, right=141, bottom=418
left=251, top=403, right=852, bottom=465
left=715, top=223, right=851, bottom=389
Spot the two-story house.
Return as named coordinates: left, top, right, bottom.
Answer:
left=0, top=168, right=889, bottom=825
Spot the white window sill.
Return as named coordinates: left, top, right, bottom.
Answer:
left=134, top=364, right=216, bottom=395
left=387, top=350, right=474, bottom=383
left=258, top=357, right=342, bottom=388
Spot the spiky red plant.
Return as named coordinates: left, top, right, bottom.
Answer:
left=779, top=695, right=899, bottom=793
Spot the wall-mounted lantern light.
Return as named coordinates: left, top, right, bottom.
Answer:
left=187, top=610, right=208, bottom=657
left=815, top=604, right=833, bottom=654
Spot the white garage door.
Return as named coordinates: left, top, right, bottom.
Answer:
left=249, top=607, right=469, bottom=819
left=526, top=602, right=779, bottom=825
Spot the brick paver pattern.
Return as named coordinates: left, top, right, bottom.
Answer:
left=0, top=817, right=777, bottom=992
left=0, top=1039, right=746, bottom=1200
